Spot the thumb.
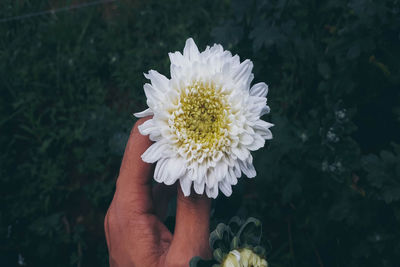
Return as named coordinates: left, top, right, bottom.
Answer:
left=167, top=186, right=212, bottom=265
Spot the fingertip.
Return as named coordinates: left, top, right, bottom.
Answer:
left=126, top=116, right=153, bottom=157
left=177, top=186, right=211, bottom=209
left=130, top=116, right=152, bottom=139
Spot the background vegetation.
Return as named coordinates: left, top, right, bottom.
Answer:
left=1, top=0, right=399, bottom=266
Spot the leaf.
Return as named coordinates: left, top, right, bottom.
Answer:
left=213, top=248, right=225, bottom=263
left=189, top=256, right=218, bottom=267
left=230, top=236, right=240, bottom=250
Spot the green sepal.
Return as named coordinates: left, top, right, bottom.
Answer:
left=209, top=223, right=231, bottom=253
left=228, top=216, right=243, bottom=234
left=236, top=217, right=262, bottom=246
left=213, top=248, right=225, bottom=263
left=230, top=235, right=240, bottom=250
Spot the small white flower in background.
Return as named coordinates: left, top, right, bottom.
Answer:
left=223, top=248, right=268, bottom=267
left=135, top=38, right=273, bottom=198
left=300, top=132, right=308, bottom=142
left=326, top=127, right=339, bottom=143
left=18, top=253, right=26, bottom=266
left=322, top=160, right=343, bottom=173
left=335, top=109, right=346, bottom=120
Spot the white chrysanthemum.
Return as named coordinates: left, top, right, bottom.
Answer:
left=134, top=38, right=273, bottom=198
left=223, top=249, right=268, bottom=267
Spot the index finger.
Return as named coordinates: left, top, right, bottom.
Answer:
left=114, top=117, right=154, bottom=214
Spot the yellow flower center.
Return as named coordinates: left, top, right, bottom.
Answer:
left=172, top=81, right=230, bottom=154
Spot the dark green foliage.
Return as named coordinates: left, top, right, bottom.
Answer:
left=1, top=0, right=400, bottom=266
left=211, top=0, right=400, bottom=266
left=0, top=0, right=226, bottom=266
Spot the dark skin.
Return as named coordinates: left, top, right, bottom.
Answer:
left=104, top=117, right=212, bottom=267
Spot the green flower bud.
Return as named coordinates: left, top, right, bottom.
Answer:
left=222, top=248, right=268, bottom=267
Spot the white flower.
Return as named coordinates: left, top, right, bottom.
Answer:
left=135, top=38, right=273, bottom=198
left=223, top=249, right=268, bottom=267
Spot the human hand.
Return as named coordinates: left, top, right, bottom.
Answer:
left=104, top=118, right=212, bottom=267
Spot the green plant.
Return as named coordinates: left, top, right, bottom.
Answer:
left=191, top=217, right=268, bottom=267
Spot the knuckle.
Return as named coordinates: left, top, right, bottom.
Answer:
left=104, top=206, right=116, bottom=231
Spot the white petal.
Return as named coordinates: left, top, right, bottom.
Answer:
left=250, top=82, right=269, bottom=97
left=206, top=183, right=219, bottom=199
left=248, top=96, right=267, bottom=115
left=138, top=119, right=157, bottom=135
left=230, top=54, right=241, bottom=67
left=232, top=59, right=253, bottom=85
left=168, top=51, right=186, bottom=67
left=144, top=83, right=162, bottom=104
left=206, top=167, right=217, bottom=187
left=170, top=64, right=182, bottom=80
left=260, top=105, right=271, bottom=116
left=144, top=70, right=169, bottom=92
left=197, top=163, right=207, bottom=182
left=227, top=167, right=238, bottom=185
left=233, top=161, right=242, bottom=178
left=180, top=175, right=192, bottom=196
left=189, top=162, right=199, bottom=181
left=194, top=179, right=205, bottom=195
left=256, top=128, right=273, bottom=140
left=247, top=134, right=265, bottom=151
left=183, top=38, right=200, bottom=61
left=154, top=158, right=168, bottom=183
left=141, top=141, right=169, bottom=163
left=164, top=157, right=186, bottom=185
left=232, top=146, right=250, bottom=161
left=214, top=162, right=228, bottom=182
left=254, top=119, right=274, bottom=130
left=239, top=157, right=256, bottom=178
left=222, top=154, right=235, bottom=167
left=239, top=133, right=254, bottom=146
left=134, top=108, right=153, bottom=118
left=254, top=120, right=274, bottom=140
left=246, top=73, right=255, bottom=89
left=219, top=180, right=233, bottom=197
left=149, top=132, right=162, bottom=142
left=212, top=150, right=223, bottom=162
